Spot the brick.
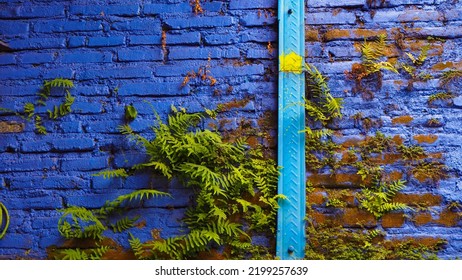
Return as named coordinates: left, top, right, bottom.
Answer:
left=61, top=156, right=108, bottom=172
left=87, top=36, right=125, bottom=47
left=169, top=46, right=240, bottom=60
left=0, top=54, right=16, bottom=65
left=165, top=16, right=235, bottom=29
left=66, top=193, right=110, bottom=208
left=143, top=3, right=191, bottom=14
left=84, top=120, right=123, bottom=133
left=307, top=0, right=364, bottom=8
left=307, top=173, right=364, bottom=187
left=0, top=135, right=18, bottom=152
left=229, top=0, right=276, bottom=9
left=59, top=121, right=82, bottom=133
left=382, top=213, right=405, bottom=228
left=240, top=29, right=277, bottom=42
left=240, top=12, right=277, bottom=27
left=9, top=196, right=63, bottom=210
left=0, top=234, right=34, bottom=249
left=42, top=68, right=74, bottom=79
left=204, top=33, right=238, bottom=45
left=7, top=38, right=66, bottom=50
left=70, top=5, right=140, bottom=16
left=0, top=121, right=24, bottom=133
left=68, top=36, right=86, bottom=48
left=112, top=19, right=161, bottom=32
left=413, top=212, right=433, bottom=226
left=307, top=190, right=325, bottom=205
left=0, top=68, right=40, bottom=79
left=91, top=175, right=123, bottom=190
left=114, top=153, right=148, bottom=169
left=212, top=65, right=265, bottom=77
left=306, top=11, right=357, bottom=25
left=342, top=208, right=377, bottom=227
left=34, top=20, right=102, bottom=33
left=77, top=67, right=152, bottom=80
left=51, top=138, right=95, bottom=152
left=72, top=101, right=103, bottom=114
left=21, top=140, right=51, bottom=153
left=372, top=10, right=441, bottom=23
left=0, top=5, right=64, bottom=18
left=0, top=21, right=29, bottom=35
left=413, top=134, right=438, bottom=144
left=118, top=82, right=190, bottom=96
left=128, top=35, right=162, bottom=46
left=167, top=32, right=201, bottom=45
left=393, top=193, right=442, bottom=207
left=61, top=52, right=112, bottom=63
left=19, top=53, right=55, bottom=64
left=117, top=48, right=163, bottom=62
left=392, top=115, right=414, bottom=125
left=247, top=49, right=274, bottom=59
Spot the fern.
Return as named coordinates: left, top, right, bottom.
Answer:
left=58, top=206, right=106, bottom=240
left=427, top=92, right=456, bottom=105
left=358, top=180, right=409, bottom=218
left=59, top=248, right=89, bottom=260
left=89, top=246, right=110, bottom=260
left=110, top=216, right=140, bottom=233
left=34, top=115, right=47, bottom=134
left=93, top=169, right=129, bottom=179
left=440, top=69, right=462, bottom=87
left=23, top=103, right=35, bottom=120
left=128, top=233, right=146, bottom=260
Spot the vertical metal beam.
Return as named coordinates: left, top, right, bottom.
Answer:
left=277, top=0, right=306, bottom=260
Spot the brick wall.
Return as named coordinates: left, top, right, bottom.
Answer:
left=0, top=0, right=278, bottom=259
left=305, top=0, right=462, bottom=259
left=1, top=0, right=462, bottom=259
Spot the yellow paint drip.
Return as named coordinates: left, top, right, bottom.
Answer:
left=279, top=52, right=303, bottom=74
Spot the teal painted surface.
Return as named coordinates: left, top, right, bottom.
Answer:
left=277, top=0, right=306, bottom=260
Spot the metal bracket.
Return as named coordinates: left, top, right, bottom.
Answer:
left=277, top=0, right=306, bottom=260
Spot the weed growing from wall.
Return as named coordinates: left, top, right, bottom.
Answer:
left=52, top=107, right=281, bottom=260
left=304, top=63, right=449, bottom=259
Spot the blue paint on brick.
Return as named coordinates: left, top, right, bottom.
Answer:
left=118, top=82, right=190, bottom=96
left=128, top=35, right=162, bottom=46
left=7, top=38, right=66, bottom=50
left=61, top=52, right=112, bottom=63
left=87, top=36, right=125, bottom=47
left=0, top=21, right=29, bottom=35
left=51, top=138, right=95, bottom=152
left=61, top=156, right=108, bottom=172
left=0, top=5, right=65, bottom=18
left=165, top=16, right=235, bottom=29
left=117, top=48, right=163, bottom=62
left=34, top=20, right=102, bottom=33
left=143, top=3, right=191, bottom=15
left=19, top=53, right=55, bottom=64
left=0, top=54, right=16, bottom=65
left=112, top=19, right=161, bottom=32
left=167, top=32, right=201, bottom=45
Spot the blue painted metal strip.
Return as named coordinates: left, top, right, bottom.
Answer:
left=277, top=0, right=306, bottom=260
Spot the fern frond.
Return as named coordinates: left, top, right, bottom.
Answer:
left=23, top=103, right=35, bottom=120
left=93, top=169, right=129, bottom=179
left=59, top=248, right=88, bottom=260
left=110, top=216, right=140, bottom=233
left=128, top=233, right=147, bottom=260
left=89, top=245, right=110, bottom=260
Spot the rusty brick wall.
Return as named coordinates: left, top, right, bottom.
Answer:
left=305, top=0, right=462, bottom=258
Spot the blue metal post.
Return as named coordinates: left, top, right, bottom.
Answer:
left=276, top=0, right=306, bottom=260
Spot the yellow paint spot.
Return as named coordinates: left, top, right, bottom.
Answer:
left=279, top=52, right=303, bottom=74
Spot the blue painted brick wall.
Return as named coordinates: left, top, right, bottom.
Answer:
left=0, top=0, right=278, bottom=259
left=1, top=0, right=462, bottom=260
left=305, top=0, right=462, bottom=259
